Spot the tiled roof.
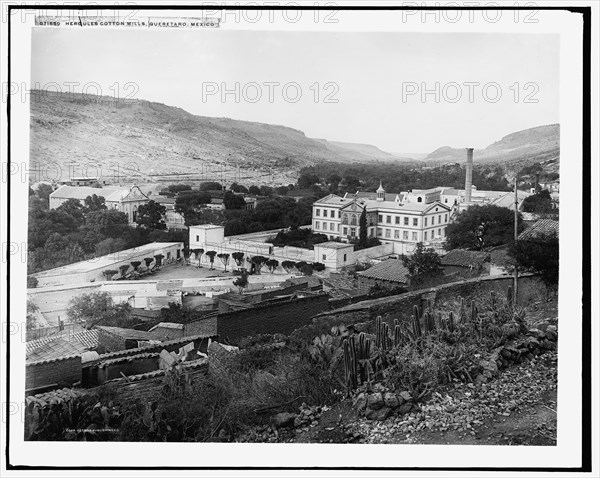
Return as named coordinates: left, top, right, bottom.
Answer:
left=313, top=194, right=353, bottom=206
left=50, top=185, right=128, bottom=201
left=351, top=191, right=401, bottom=202
left=441, top=249, right=490, bottom=268
left=71, top=329, right=99, bottom=349
left=26, top=338, right=87, bottom=362
left=518, top=219, right=559, bottom=241
left=356, top=259, right=410, bottom=284
left=97, top=326, right=154, bottom=340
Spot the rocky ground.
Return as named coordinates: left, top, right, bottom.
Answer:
left=236, top=350, right=557, bottom=446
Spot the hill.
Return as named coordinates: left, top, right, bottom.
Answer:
left=29, top=90, right=413, bottom=185
left=423, top=124, right=560, bottom=171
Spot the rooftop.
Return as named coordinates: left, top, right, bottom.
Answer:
left=356, top=259, right=410, bottom=284
left=315, top=241, right=355, bottom=250
left=518, top=219, right=559, bottom=241
left=313, top=194, right=354, bottom=206
left=26, top=338, right=88, bottom=363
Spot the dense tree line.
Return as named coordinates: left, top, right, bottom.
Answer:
left=297, top=162, right=512, bottom=196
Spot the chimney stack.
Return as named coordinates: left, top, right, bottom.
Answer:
left=465, top=148, right=474, bottom=203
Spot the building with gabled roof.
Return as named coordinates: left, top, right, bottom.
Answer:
left=356, top=259, right=410, bottom=292
left=49, top=184, right=150, bottom=224
left=312, top=183, right=451, bottom=247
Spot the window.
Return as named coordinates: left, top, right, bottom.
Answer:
left=395, top=216, right=400, bottom=224
left=424, top=232, right=428, bottom=241
left=350, top=215, right=357, bottom=225
left=394, top=230, right=400, bottom=239
left=350, top=228, right=356, bottom=237
left=438, top=228, right=442, bottom=236
left=342, top=214, right=348, bottom=225
left=316, top=209, right=321, bottom=216
left=337, top=224, right=340, bottom=231
left=343, top=254, right=347, bottom=262
left=386, top=215, right=391, bottom=224
left=343, top=227, right=348, bottom=235
left=196, top=235, right=199, bottom=242
left=323, top=209, right=328, bottom=217
left=330, top=223, right=335, bottom=231
left=445, top=214, right=448, bottom=222
left=412, top=232, right=417, bottom=241
left=403, top=231, right=409, bottom=240
left=445, top=198, right=448, bottom=203
left=424, top=218, right=428, bottom=227
left=417, top=197, right=422, bottom=203
left=385, top=229, right=391, bottom=238
left=322, top=254, right=327, bottom=261
left=378, top=214, right=383, bottom=222
left=338, top=211, right=341, bottom=218
left=439, top=215, right=442, bottom=224
left=377, top=229, right=382, bottom=237
left=404, top=217, right=409, bottom=225
left=413, top=218, right=418, bottom=226
left=315, top=221, right=320, bottom=230
left=431, top=216, right=435, bottom=225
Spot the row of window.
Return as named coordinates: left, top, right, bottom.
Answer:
left=314, top=221, right=339, bottom=232
left=376, top=228, right=445, bottom=241
left=377, top=213, right=448, bottom=226
left=314, top=208, right=340, bottom=218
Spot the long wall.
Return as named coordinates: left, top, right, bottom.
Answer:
left=217, top=293, right=330, bottom=344
left=26, top=355, right=82, bottom=393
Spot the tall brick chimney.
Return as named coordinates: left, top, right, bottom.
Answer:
left=465, top=148, right=474, bottom=203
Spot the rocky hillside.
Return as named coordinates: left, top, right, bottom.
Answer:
left=29, top=90, right=409, bottom=183
left=423, top=124, right=560, bottom=171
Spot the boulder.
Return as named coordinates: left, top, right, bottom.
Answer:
left=397, top=402, right=414, bottom=415
left=399, top=391, right=412, bottom=403
left=352, top=393, right=368, bottom=412
left=367, top=392, right=384, bottom=410
left=365, top=406, right=391, bottom=421
left=383, top=392, right=400, bottom=409
left=273, top=412, right=297, bottom=429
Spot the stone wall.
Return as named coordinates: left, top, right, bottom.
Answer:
left=217, top=293, right=330, bottom=344
left=25, top=355, right=82, bottom=393
left=320, top=274, right=545, bottom=327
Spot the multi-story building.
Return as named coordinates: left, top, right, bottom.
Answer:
left=312, top=183, right=452, bottom=246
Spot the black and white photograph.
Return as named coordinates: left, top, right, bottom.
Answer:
left=1, top=2, right=596, bottom=475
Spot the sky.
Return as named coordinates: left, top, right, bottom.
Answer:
left=31, top=28, right=559, bottom=154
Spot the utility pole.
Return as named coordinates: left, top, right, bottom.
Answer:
left=513, top=175, right=519, bottom=308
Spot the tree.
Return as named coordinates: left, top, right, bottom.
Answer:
left=36, top=183, right=54, bottom=202
left=326, top=173, right=342, bottom=194
left=223, top=191, right=246, bottom=210
left=205, top=250, right=217, bottom=270
left=102, top=269, right=117, bottom=281
left=281, top=260, right=296, bottom=273
left=251, top=255, right=268, bottom=274
left=175, top=191, right=212, bottom=225
left=233, top=271, right=249, bottom=294
left=445, top=205, right=521, bottom=251
left=195, top=248, right=204, bottom=267
left=509, top=232, right=559, bottom=287
left=56, top=198, right=86, bottom=227
left=84, top=194, right=107, bottom=212
left=95, top=238, right=127, bottom=256
left=358, top=208, right=368, bottom=248
left=67, top=291, right=132, bottom=328
left=312, top=262, right=326, bottom=272
left=297, top=172, right=320, bottom=189
left=84, top=209, right=129, bottom=239
left=231, top=252, right=245, bottom=269
left=144, top=257, right=154, bottom=269
left=259, top=185, right=274, bottom=197
left=266, top=259, right=279, bottom=273
left=402, top=243, right=442, bottom=285
left=130, top=261, right=141, bottom=272
left=167, top=184, right=192, bottom=194
left=119, top=264, right=130, bottom=278
left=26, top=299, right=39, bottom=330
left=154, top=254, right=164, bottom=268
left=296, top=261, right=313, bottom=276
left=199, top=181, right=222, bottom=191
left=230, top=182, right=249, bottom=193
left=217, top=253, right=230, bottom=272
left=27, top=276, right=38, bottom=289
left=248, top=185, right=261, bottom=195
left=137, top=200, right=167, bottom=230
left=521, top=190, right=554, bottom=214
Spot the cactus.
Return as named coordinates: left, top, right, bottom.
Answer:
left=490, top=290, right=496, bottom=309
left=375, top=316, right=382, bottom=349
left=470, top=301, right=478, bottom=322
left=459, top=297, right=465, bottom=321
left=448, top=311, right=455, bottom=333
left=411, top=314, right=421, bottom=339
left=394, top=325, right=402, bottom=346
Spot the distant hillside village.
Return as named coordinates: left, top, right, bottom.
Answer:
left=25, top=147, right=559, bottom=415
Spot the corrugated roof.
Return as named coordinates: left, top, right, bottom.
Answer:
left=356, top=259, right=410, bottom=284
left=518, top=219, right=559, bottom=241
left=441, top=249, right=490, bottom=268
